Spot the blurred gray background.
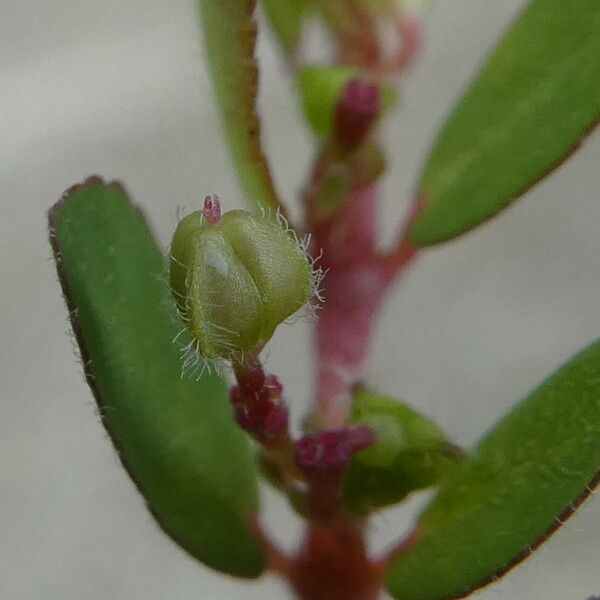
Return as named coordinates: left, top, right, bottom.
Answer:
left=2, top=1, right=599, bottom=598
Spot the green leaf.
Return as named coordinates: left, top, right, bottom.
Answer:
left=344, top=387, right=463, bottom=515
left=409, top=0, right=600, bottom=246
left=49, top=178, right=266, bottom=578
left=386, top=339, right=600, bottom=600
left=261, top=0, right=308, bottom=54
left=198, top=0, right=280, bottom=212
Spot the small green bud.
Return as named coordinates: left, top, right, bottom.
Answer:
left=170, top=196, right=315, bottom=362
left=343, top=385, right=465, bottom=514
left=352, top=413, right=405, bottom=468
left=350, top=385, right=451, bottom=468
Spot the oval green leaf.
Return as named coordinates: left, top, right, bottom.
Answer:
left=386, top=339, right=600, bottom=599
left=410, top=0, right=600, bottom=246
left=344, top=386, right=463, bottom=515
left=49, top=178, right=266, bottom=578
left=198, top=0, right=281, bottom=212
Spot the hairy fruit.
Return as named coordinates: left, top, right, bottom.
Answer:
left=170, top=196, right=314, bottom=363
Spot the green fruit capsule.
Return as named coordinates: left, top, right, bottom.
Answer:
left=170, top=196, right=314, bottom=362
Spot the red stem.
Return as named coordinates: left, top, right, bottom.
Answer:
left=289, top=521, right=384, bottom=600
left=249, top=8, right=427, bottom=598
left=252, top=516, right=294, bottom=579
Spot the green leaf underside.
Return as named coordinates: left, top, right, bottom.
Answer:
left=344, top=388, right=463, bottom=515
left=386, top=339, right=600, bottom=600
left=198, top=0, right=280, bottom=212
left=410, top=0, right=600, bottom=246
left=49, top=178, right=265, bottom=578
left=261, top=0, right=307, bottom=54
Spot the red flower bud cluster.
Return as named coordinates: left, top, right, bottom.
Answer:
left=295, top=426, right=376, bottom=476
left=230, top=366, right=288, bottom=442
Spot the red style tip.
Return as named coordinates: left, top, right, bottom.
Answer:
left=203, top=194, right=221, bottom=225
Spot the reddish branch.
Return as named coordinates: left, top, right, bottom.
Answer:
left=237, top=6, right=426, bottom=598
left=301, top=75, right=416, bottom=426
left=289, top=522, right=384, bottom=600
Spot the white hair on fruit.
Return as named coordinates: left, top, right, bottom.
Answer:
left=169, top=199, right=325, bottom=374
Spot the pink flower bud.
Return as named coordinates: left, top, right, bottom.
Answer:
left=334, top=79, right=381, bottom=151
